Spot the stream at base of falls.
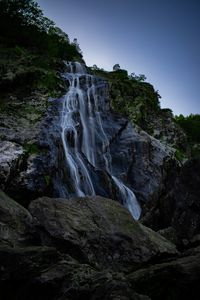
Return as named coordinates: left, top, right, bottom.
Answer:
left=58, top=62, right=141, bottom=220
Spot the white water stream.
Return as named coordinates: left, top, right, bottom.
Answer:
left=60, top=62, right=141, bottom=219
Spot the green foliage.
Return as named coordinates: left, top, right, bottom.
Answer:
left=90, top=66, right=160, bottom=131
left=174, top=148, right=186, bottom=162
left=44, top=175, right=51, bottom=186
left=24, top=143, right=39, bottom=154
left=113, top=64, right=120, bottom=71
left=175, top=114, right=200, bottom=143
left=0, top=0, right=81, bottom=61
left=175, top=114, right=200, bottom=158
left=129, top=72, right=147, bottom=82
left=0, top=0, right=83, bottom=96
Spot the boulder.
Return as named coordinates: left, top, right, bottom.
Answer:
left=128, top=245, right=200, bottom=300
left=0, top=190, right=33, bottom=247
left=2, top=192, right=200, bottom=300
left=29, top=196, right=177, bottom=271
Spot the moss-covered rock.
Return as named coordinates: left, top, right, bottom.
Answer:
left=90, top=68, right=188, bottom=156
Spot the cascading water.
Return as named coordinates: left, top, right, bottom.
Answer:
left=60, top=62, right=141, bottom=220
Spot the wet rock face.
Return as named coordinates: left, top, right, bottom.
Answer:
left=108, top=120, right=174, bottom=203
left=53, top=68, right=175, bottom=206
left=0, top=66, right=176, bottom=208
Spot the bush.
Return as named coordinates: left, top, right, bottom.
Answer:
left=175, top=114, right=200, bottom=143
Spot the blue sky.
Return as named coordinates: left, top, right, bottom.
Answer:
left=37, top=0, right=200, bottom=116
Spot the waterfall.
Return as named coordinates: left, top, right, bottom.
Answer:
left=60, top=62, right=141, bottom=220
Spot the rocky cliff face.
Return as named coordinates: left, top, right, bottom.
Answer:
left=142, top=158, right=200, bottom=246
left=0, top=49, right=199, bottom=300
left=0, top=62, right=177, bottom=214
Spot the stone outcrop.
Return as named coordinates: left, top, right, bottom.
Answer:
left=142, top=158, right=200, bottom=246
left=29, top=196, right=177, bottom=270
left=128, top=245, right=200, bottom=300
left=0, top=91, right=62, bottom=203
left=108, top=119, right=175, bottom=203
left=1, top=191, right=200, bottom=300
left=0, top=141, right=24, bottom=189
left=0, top=68, right=177, bottom=208
left=0, top=190, right=32, bottom=247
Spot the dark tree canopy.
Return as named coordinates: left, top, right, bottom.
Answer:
left=0, top=0, right=82, bottom=60
left=175, top=114, right=200, bottom=143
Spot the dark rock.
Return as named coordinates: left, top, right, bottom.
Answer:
left=0, top=93, right=62, bottom=203
left=0, top=190, right=33, bottom=247
left=0, top=141, right=24, bottom=189
left=2, top=191, right=200, bottom=300
left=109, top=121, right=175, bottom=203
left=0, top=244, right=63, bottom=300
left=128, top=245, right=200, bottom=300
left=29, top=196, right=177, bottom=271
left=0, top=70, right=177, bottom=208
left=142, top=158, right=200, bottom=245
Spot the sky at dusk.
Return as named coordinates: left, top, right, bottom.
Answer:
left=37, top=0, right=200, bottom=116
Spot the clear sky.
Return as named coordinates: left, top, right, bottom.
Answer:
left=37, top=0, right=200, bottom=116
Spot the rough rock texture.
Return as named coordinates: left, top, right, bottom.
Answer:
left=0, top=190, right=33, bottom=247
left=128, top=246, right=200, bottom=300
left=0, top=141, right=24, bottom=189
left=146, top=108, right=188, bottom=150
left=108, top=74, right=188, bottom=152
left=142, top=158, right=200, bottom=245
left=0, top=91, right=62, bottom=203
left=1, top=192, right=200, bottom=300
left=29, top=196, right=177, bottom=270
left=0, top=93, right=49, bottom=144
left=0, top=71, right=177, bottom=207
left=108, top=120, right=175, bottom=203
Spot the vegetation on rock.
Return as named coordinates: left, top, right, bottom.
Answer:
left=0, top=0, right=82, bottom=97
left=175, top=114, right=200, bottom=158
left=89, top=66, right=188, bottom=156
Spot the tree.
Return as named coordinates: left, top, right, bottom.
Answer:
left=113, top=64, right=120, bottom=71
left=91, top=64, right=98, bottom=70
left=129, top=72, right=147, bottom=82
left=72, top=38, right=82, bottom=54
left=0, top=0, right=82, bottom=60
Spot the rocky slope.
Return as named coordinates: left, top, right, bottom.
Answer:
left=142, top=158, right=200, bottom=247
left=1, top=191, right=200, bottom=300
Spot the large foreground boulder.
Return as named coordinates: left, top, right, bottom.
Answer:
left=29, top=196, right=177, bottom=271
left=1, top=192, right=199, bottom=299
